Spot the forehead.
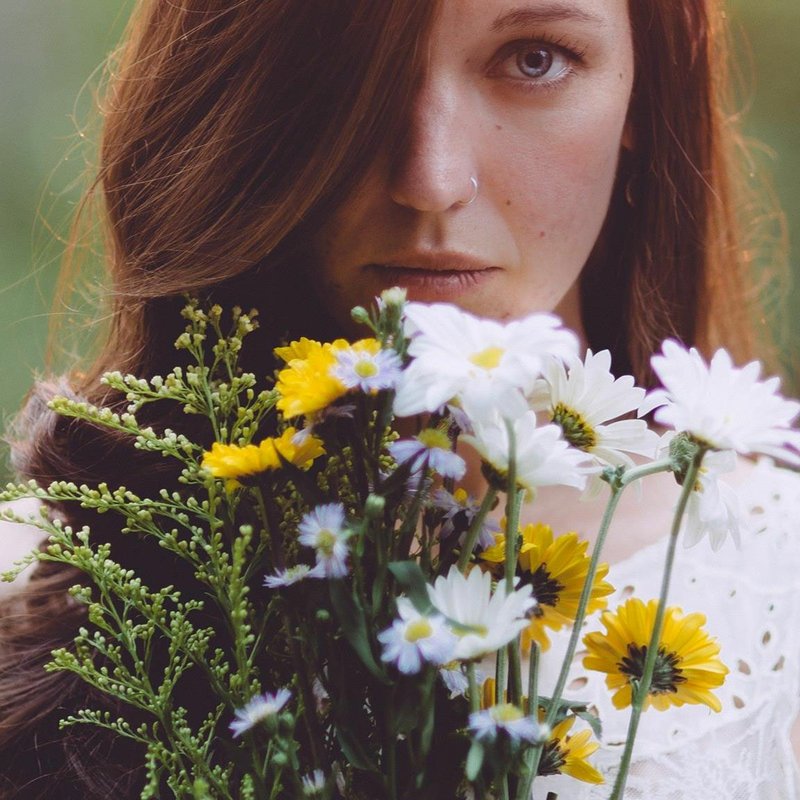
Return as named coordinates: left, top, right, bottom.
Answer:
left=432, top=0, right=629, bottom=33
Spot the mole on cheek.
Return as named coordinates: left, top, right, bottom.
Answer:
left=539, top=231, right=546, bottom=238
left=495, top=124, right=503, bottom=131
left=505, top=200, right=512, bottom=206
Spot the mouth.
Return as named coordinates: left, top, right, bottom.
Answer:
left=364, top=252, right=501, bottom=296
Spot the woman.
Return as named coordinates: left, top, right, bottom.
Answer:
left=1, top=0, right=798, bottom=797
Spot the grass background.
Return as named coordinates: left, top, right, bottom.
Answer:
left=1, top=2, right=799, bottom=480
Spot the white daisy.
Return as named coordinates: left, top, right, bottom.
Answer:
left=530, top=350, right=660, bottom=467
left=229, top=688, right=291, bottom=738
left=298, top=503, right=349, bottom=578
left=388, top=428, right=466, bottom=480
left=462, top=409, right=592, bottom=496
left=263, top=564, right=317, bottom=589
left=331, top=345, right=402, bottom=393
left=393, top=302, right=579, bottom=419
left=431, top=487, right=500, bottom=549
left=683, top=449, right=744, bottom=551
left=377, top=597, right=458, bottom=674
left=301, top=769, right=327, bottom=796
left=642, top=340, right=800, bottom=464
left=427, top=565, right=535, bottom=660
left=469, top=704, right=546, bottom=743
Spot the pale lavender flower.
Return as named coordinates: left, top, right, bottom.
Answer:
left=264, top=564, right=316, bottom=589
left=388, top=428, right=466, bottom=480
left=229, top=688, right=291, bottom=738
left=469, top=704, right=547, bottom=743
left=298, top=503, right=349, bottom=578
left=332, top=346, right=402, bottom=393
left=378, top=598, right=458, bottom=674
left=431, top=488, right=500, bottom=549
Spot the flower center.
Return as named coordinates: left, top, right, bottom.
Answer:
left=354, top=358, right=378, bottom=379
left=417, top=428, right=452, bottom=451
left=551, top=403, right=597, bottom=450
left=538, top=738, right=567, bottom=776
left=617, top=643, right=686, bottom=695
left=404, top=618, right=434, bottom=643
left=316, top=529, right=337, bottom=556
left=470, top=346, right=505, bottom=370
left=490, top=703, right=524, bottom=724
left=524, top=564, right=564, bottom=613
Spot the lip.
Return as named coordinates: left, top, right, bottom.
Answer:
left=364, top=251, right=501, bottom=297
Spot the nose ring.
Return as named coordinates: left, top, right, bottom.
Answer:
left=456, top=176, right=479, bottom=206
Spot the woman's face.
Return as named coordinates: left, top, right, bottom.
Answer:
left=312, top=0, right=634, bottom=337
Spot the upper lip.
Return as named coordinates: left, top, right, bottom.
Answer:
left=367, top=251, right=499, bottom=273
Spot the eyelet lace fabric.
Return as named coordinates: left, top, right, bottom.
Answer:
left=530, top=459, right=800, bottom=800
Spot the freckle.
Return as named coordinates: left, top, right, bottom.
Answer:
left=539, top=230, right=546, bottom=238
left=495, top=124, right=503, bottom=131
left=505, top=200, right=512, bottom=206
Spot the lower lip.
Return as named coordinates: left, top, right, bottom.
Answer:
left=366, top=265, right=500, bottom=297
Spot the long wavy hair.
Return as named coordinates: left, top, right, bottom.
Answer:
left=0, top=1, right=785, bottom=796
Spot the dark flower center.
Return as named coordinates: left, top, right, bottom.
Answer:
left=617, top=643, right=686, bottom=694
left=551, top=403, right=597, bottom=451
left=537, top=738, right=567, bottom=777
left=521, top=564, right=564, bottom=615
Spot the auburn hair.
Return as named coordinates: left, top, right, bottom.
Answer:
left=0, top=1, right=785, bottom=796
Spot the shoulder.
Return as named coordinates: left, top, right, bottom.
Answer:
left=0, top=498, right=47, bottom=600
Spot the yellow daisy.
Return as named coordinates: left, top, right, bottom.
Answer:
left=202, top=428, right=325, bottom=486
left=582, top=598, right=729, bottom=712
left=274, top=339, right=348, bottom=419
left=480, top=523, right=614, bottom=651
left=538, top=716, right=604, bottom=784
left=275, top=338, right=394, bottom=419
left=479, top=681, right=603, bottom=785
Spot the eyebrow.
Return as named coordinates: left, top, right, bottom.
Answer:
left=491, top=3, right=606, bottom=32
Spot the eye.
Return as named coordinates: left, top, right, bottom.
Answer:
left=491, top=38, right=586, bottom=88
left=515, top=45, right=568, bottom=80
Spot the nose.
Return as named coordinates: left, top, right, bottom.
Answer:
left=388, top=80, right=478, bottom=213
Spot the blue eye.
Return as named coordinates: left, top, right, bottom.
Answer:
left=514, top=44, right=570, bottom=81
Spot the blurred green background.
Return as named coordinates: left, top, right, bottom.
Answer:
left=1, top=2, right=799, bottom=480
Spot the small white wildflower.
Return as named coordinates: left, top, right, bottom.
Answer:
left=332, top=346, right=402, bottom=393
left=301, top=769, right=327, bottom=796
left=388, top=428, right=466, bottom=480
left=377, top=597, right=458, bottom=674
left=263, top=564, right=316, bottom=589
left=229, top=688, right=291, bottom=738
left=438, top=661, right=474, bottom=698
left=469, top=704, right=545, bottom=743
left=298, top=503, right=349, bottom=578
left=431, top=488, right=500, bottom=549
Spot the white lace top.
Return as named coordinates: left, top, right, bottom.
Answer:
left=532, top=459, right=800, bottom=800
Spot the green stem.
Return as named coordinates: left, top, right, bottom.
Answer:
left=515, top=469, right=630, bottom=800
left=468, top=662, right=481, bottom=714
left=527, top=642, right=540, bottom=718
left=608, top=448, right=705, bottom=800
left=509, top=639, right=523, bottom=707
left=457, top=487, right=499, bottom=573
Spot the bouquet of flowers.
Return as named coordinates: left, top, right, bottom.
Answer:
left=3, top=291, right=799, bottom=799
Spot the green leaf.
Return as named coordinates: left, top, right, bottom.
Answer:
left=388, top=561, right=434, bottom=615
left=329, top=581, right=390, bottom=684
left=335, top=725, right=381, bottom=774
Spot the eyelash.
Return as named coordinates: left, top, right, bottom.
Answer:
left=491, top=34, right=588, bottom=92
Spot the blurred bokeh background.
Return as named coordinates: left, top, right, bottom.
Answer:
left=1, top=2, right=799, bottom=481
